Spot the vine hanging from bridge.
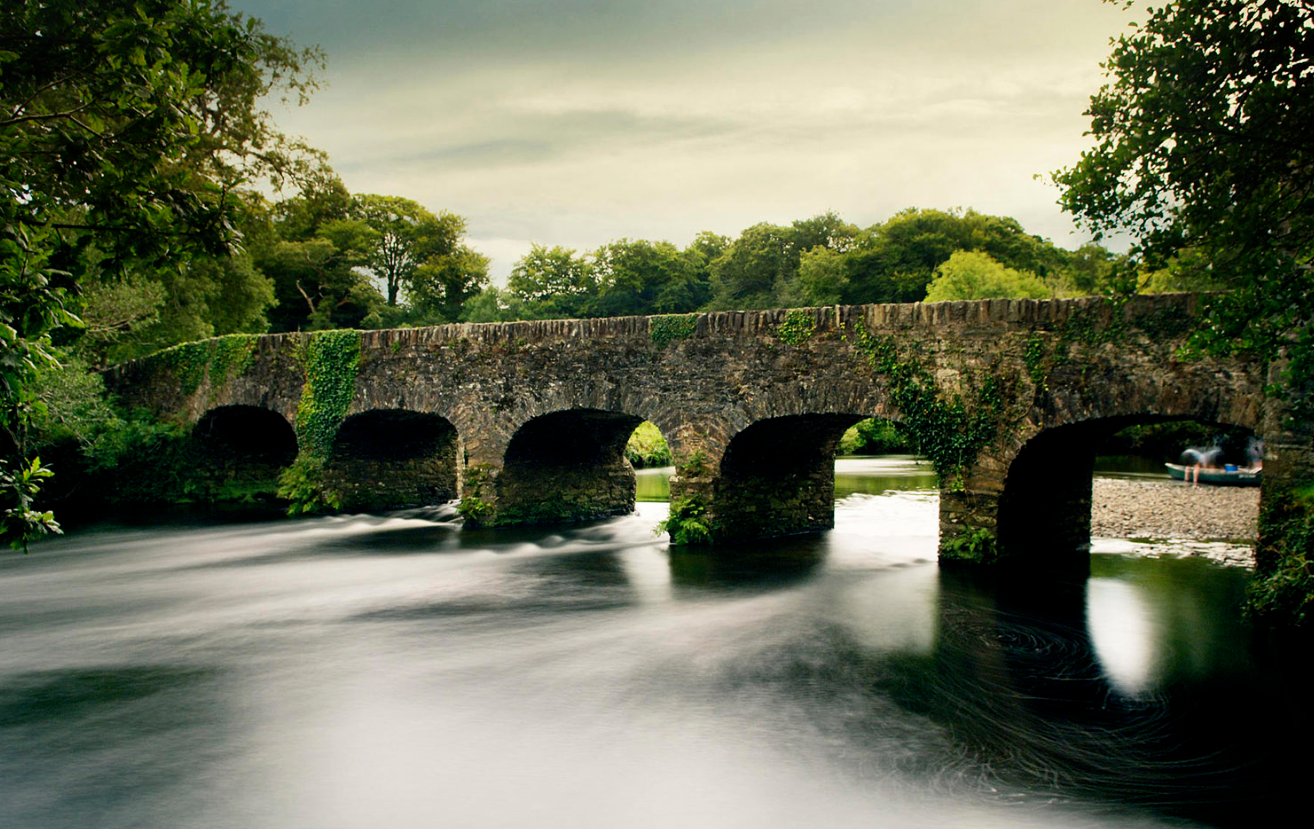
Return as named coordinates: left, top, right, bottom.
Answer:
left=277, top=330, right=362, bottom=514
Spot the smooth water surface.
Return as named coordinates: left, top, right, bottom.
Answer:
left=637, top=454, right=939, bottom=501
left=0, top=459, right=1303, bottom=828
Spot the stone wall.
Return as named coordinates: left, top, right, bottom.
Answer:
left=492, top=409, right=641, bottom=525
left=324, top=410, right=462, bottom=511
left=709, top=414, right=859, bottom=540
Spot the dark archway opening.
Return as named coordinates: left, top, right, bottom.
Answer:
left=327, top=410, right=461, bottom=511
left=195, top=405, right=299, bottom=463
left=498, top=408, right=643, bottom=525
left=713, top=413, right=863, bottom=541
left=997, top=416, right=1258, bottom=571
left=191, top=406, right=299, bottom=502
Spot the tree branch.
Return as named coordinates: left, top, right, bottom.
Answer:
left=0, top=102, right=93, bottom=128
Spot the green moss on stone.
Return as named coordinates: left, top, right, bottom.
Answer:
left=457, top=464, right=497, bottom=525
left=776, top=309, right=817, bottom=346
left=650, top=314, right=698, bottom=350
left=291, top=330, right=361, bottom=457
left=157, top=334, right=258, bottom=398
left=851, top=322, right=1009, bottom=490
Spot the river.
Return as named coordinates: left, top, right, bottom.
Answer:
left=0, top=458, right=1303, bottom=828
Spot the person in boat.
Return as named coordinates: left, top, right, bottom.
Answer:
left=1180, top=445, right=1224, bottom=486
left=1245, top=437, right=1264, bottom=472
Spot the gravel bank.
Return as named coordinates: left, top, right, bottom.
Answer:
left=1090, top=477, right=1258, bottom=566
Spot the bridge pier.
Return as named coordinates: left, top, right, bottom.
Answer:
left=666, top=414, right=860, bottom=543
left=464, top=409, right=642, bottom=526
left=938, top=443, right=1095, bottom=574
left=982, top=422, right=1113, bottom=572
left=325, top=410, right=463, bottom=512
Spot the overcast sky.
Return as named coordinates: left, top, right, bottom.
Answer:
left=237, top=0, right=1132, bottom=280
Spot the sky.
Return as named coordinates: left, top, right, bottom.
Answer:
left=236, top=0, right=1133, bottom=281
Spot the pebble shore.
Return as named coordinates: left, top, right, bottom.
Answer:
left=1090, top=477, right=1259, bottom=566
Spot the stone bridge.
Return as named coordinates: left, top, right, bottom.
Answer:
left=106, top=294, right=1300, bottom=571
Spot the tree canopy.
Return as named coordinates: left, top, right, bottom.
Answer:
left=1055, top=0, right=1314, bottom=395
left=353, top=195, right=468, bottom=308
left=924, top=251, right=1050, bottom=302
left=1, top=0, right=321, bottom=546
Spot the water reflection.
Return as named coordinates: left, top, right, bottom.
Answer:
left=1087, top=578, right=1158, bottom=696
left=668, top=541, right=828, bottom=590
left=0, top=463, right=1301, bottom=829
left=636, top=456, right=938, bottom=503
left=834, top=455, right=939, bottom=497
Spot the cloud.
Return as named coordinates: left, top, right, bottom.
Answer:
left=241, top=0, right=1129, bottom=278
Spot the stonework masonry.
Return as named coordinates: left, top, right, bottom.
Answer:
left=107, top=294, right=1290, bottom=568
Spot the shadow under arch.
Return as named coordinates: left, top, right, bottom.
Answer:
left=191, top=405, right=298, bottom=499
left=194, top=405, right=298, bottom=461
left=712, top=413, right=865, bottom=541
left=326, top=409, right=462, bottom=511
left=996, top=415, right=1256, bottom=572
left=496, top=408, right=645, bottom=526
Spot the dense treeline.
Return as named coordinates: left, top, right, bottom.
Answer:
left=469, top=208, right=1143, bottom=323
left=67, top=173, right=490, bottom=369
left=2, top=0, right=323, bottom=544
left=70, top=194, right=1206, bottom=372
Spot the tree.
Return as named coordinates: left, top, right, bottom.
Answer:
left=260, top=234, right=379, bottom=331
left=923, top=251, right=1050, bottom=302
left=507, top=245, right=597, bottom=318
left=257, top=174, right=382, bottom=332
left=1054, top=0, right=1314, bottom=390
left=2, top=0, right=322, bottom=270
left=1055, top=0, right=1314, bottom=625
left=1, top=0, right=321, bottom=547
left=354, top=195, right=466, bottom=308
left=707, top=223, right=794, bottom=309
left=707, top=214, right=854, bottom=310
left=841, top=208, right=1066, bottom=305
left=591, top=239, right=707, bottom=317
left=459, top=286, right=528, bottom=323
left=408, top=245, right=490, bottom=323
left=1051, top=242, right=1123, bottom=297
left=794, top=246, right=849, bottom=306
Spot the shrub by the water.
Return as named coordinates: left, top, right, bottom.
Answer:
left=625, top=422, right=671, bottom=468
left=839, top=419, right=912, bottom=455
left=1249, top=481, right=1314, bottom=629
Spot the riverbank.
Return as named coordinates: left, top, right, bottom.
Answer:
left=1091, top=477, right=1259, bottom=565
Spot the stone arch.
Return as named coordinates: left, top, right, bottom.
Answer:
left=194, top=405, right=298, bottom=460
left=710, top=413, right=866, bottom=541
left=325, top=409, right=463, bottom=512
left=191, top=405, right=299, bottom=497
left=995, top=413, right=1259, bottom=569
left=494, top=408, right=646, bottom=525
